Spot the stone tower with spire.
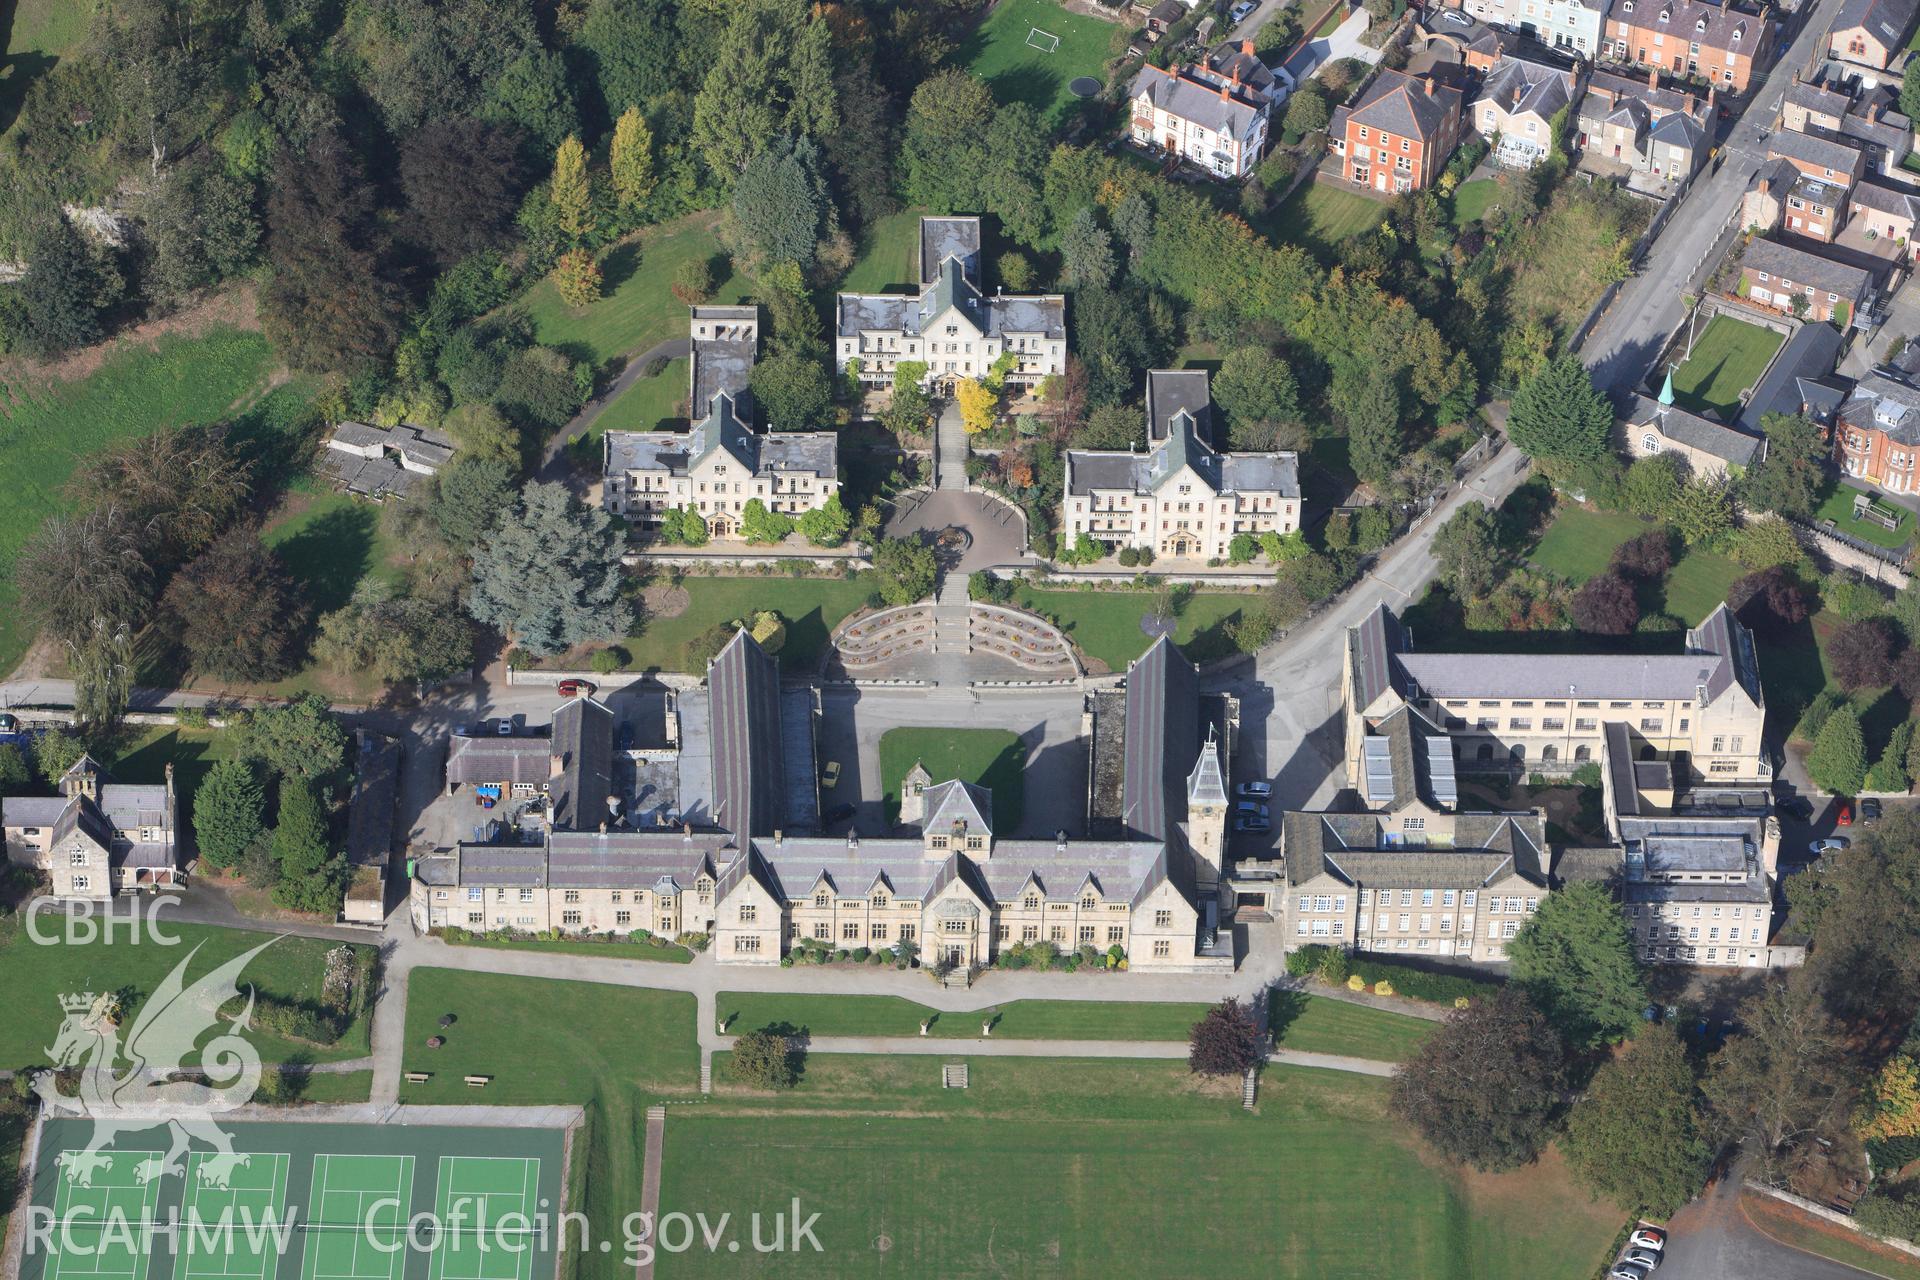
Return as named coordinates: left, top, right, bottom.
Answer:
left=1185, top=729, right=1229, bottom=904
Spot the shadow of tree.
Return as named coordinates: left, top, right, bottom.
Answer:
left=274, top=504, right=378, bottom=615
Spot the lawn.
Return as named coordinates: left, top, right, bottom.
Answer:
left=0, top=919, right=376, bottom=1065
left=1813, top=481, right=1916, bottom=550
left=1273, top=992, right=1435, bottom=1061
left=1262, top=180, right=1386, bottom=262
left=1526, top=505, right=1744, bottom=627
left=440, top=930, right=694, bottom=963
left=625, top=575, right=876, bottom=674
left=1312, top=0, right=1351, bottom=37
left=878, top=726, right=1025, bottom=828
left=837, top=208, right=928, bottom=296
left=1011, top=585, right=1252, bottom=671
left=1452, top=178, right=1500, bottom=226
left=398, top=969, right=699, bottom=1280
left=285, top=1069, right=374, bottom=1104
left=261, top=483, right=406, bottom=616
left=1669, top=315, right=1785, bottom=420
left=103, top=725, right=235, bottom=851
left=1, top=0, right=93, bottom=133
left=669, top=1058, right=1625, bottom=1278
left=1742, top=1192, right=1920, bottom=1280
left=592, top=355, right=689, bottom=436
left=955, top=0, right=1127, bottom=126
left=519, top=215, right=751, bottom=370
left=719, top=993, right=1210, bottom=1040
left=0, top=326, right=284, bottom=675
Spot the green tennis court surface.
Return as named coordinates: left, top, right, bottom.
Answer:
left=24, top=1121, right=566, bottom=1280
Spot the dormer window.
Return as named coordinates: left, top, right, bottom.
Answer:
left=814, top=891, right=829, bottom=907
left=1023, top=894, right=1039, bottom=910
left=1731, top=27, right=1740, bottom=39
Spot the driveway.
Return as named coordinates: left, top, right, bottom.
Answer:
left=536, top=336, right=692, bottom=486
left=1659, top=1163, right=1885, bottom=1280
left=1280, top=8, right=1381, bottom=85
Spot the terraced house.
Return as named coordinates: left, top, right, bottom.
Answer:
left=1341, top=602, right=1769, bottom=783
left=1603, top=0, right=1774, bottom=93
left=1577, top=67, right=1712, bottom=185
left=416, top=634, right=1236, bottom=971
left=1125, top=40, right=1278, bottom=179
left=836, top=216, right=1067, bottom=392
left=1061, top=369, right=1301, bottom=560
left=601, top=304, right=839, bottom=538
left=1455, top=0, right=1608, bottom=58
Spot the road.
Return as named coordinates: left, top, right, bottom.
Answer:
left=1579, top=0, right=1837, bottom=395
left=1657, top=1160, right=1884, bottom=1280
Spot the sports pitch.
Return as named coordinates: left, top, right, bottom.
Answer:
left=21, top=1120, right=567, bottom=1280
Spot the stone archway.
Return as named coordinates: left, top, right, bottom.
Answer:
left=708, top=513, right=735, bottom=538
left=1163, top=533, right=1198, bottom=557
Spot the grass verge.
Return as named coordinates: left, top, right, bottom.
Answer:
left=719, top=993, right=1209, bottom=1040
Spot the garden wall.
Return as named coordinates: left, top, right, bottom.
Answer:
left=1746, top=1182, right=1920, bottom=1261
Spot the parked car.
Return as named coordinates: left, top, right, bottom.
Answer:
left=1236, top=800, right=1269, bottom=817
left=1234, top=816, right=1270, bottom=833
left=1621, top=1247, right=1662, bottom=1270
left=1863, top=797, right=1883, bottom=825
left=823, top=802, right=856, bottom=825
left=1809, top=837, right=1850, bottom=856
left=1229, top=0, right=1256, bottom=21
left=1776, top=794, right=1814, bottom=821
left=0, top=713, right=18, bottom=734
left=1236, top=781, right=1273, bottom=799
left=1607, top=1265, right=1652, bottom=1280
left=557, top=679, right=594, bottom=697
left=822, top=760, right=842, bottom=789
left=1836, top=799, right=1855, bottom=826
left=1627, top=1227, right=1666, bottom=1252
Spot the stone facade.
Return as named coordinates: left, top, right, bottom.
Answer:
left=3, top=756, right=179, bottom=900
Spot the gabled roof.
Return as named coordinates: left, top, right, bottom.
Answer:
left=1739, top=237, right=1876, bottom=299
left=1625, top=0, right=1765, bottom=55
left=1474, top=56, right=1575, bottom=124
left=922, top=779, right=993, bottom=836
left=1282, top=810, right=1553, bottom=887
left=1147, top=369, right=1215, bottom=446
left=919, top=216, right=982, bottom=287
left=1347, top=69, right=1461, bottom=142
left=1621, top=394, right=1765, bottom=466
left=1851, top=178, right=1920, bottom=220
left=1840, top=368, right=1920, bottom=444
left=1768, top=127, right=1865, bottom=178
left=447, top=734, right=552, bottom=786
left=1583, top=68, right=1705, bottom=123
left=1129, top=62, right=1268, bottom=139
left=1831, top=0, right=1920, bottom=51
left=1739, top=320, right=1844, bottom=432
left=550, top=696, right=615, bottom=831
left=604, top=390, right=837, bottom=480
left=1065, top=389, right=1299, bottom=500
left=1187, top=730, right=1227, bottom=808
left=709, top=628, right=785, bottom=839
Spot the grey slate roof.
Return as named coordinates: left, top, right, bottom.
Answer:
left=1634, top=0, right=1765, bottom=55
left=1147, top=369, right=1214, bottom=445
left=1840, top=369, right=1920, bottom=444
left=708, top=629, right=784, bottom=839
left=1474, top=56, right=1574, bottom=124
left=604, top=391, right=837, bottom=481
left=920, top=216, right=982, bottom=287
left=1739, top=320, right=1844, bottom=432
left=689, top=308, right=758, bottom=421
left=1348, top=69, right=1461, bottom=142
left=836, top=252, right=1065, bottom=342
left=446, top=735, right=551, bottom=786
left=1649, top=110, right=1708, bottom=152
left=1121, top=636, right=1200, bottom=845
left=1196, top=39, right=1281, bottom=99
left=346, top=729, right=399, bottom=868
left=1768, top=127, right=1865, bottom=177
left=551, top=696, right=615, bottom=831
left=1851, top=178, right=1920, bottom=221
left=1584, top=69, right=1705, bottom=124
left=1187, top=731, right=1227, bottom=808
left=922, top=779, right=994, bottom=835
left=1066, top=374, right=1299, bottom=500
left=1740, top=237, right=1875, bottom=299
left=1831, top=0, right=1920, bottom=51
left=1129, top=63, right=1268, bottom=140
left=3, top=796, right=71, bottom=827
left=1787, top=79, right=1851, bottom=121
left=1283, top=810, right=1552, bottom=887
left=1622, top=394, right=1765, bottom=466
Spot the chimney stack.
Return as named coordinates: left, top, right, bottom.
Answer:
left=1649, top=64, right=1659, bottom=89
left=1241, top=38, right=1255, bottom=55
left=1220, top=83, right=1232, bottom=102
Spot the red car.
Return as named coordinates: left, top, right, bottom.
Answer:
left=557, top=679, right=594, bottom=698
left=1836, top=799, right=1854, bottom=827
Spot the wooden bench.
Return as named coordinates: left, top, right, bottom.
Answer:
left=404, top=1071, right=432, bottom=1084
left=464, top=1074, right=492, bottom=1087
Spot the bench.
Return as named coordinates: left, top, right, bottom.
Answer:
left=403, top=1071, right=432, bottom=1084
left=464, top=1074, right=492, bottom=1087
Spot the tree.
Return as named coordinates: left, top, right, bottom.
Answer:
left=1058, top=208, right=1116, bottom=290
left=731, top=136, right=831, bottom=267
left=1743, top=413, right=1827, bottom=520
left=1507, top=355, right=1612, bottom=463
left=1212, top=347, right=1302, bottom=451
left=441, top=403, right=522, bottom=468
left=1346, top=376, right=1405, bottom=488
left=1563, top=1026, right=1710, bottom=1215
left=1623, top=454, right=1685, bottom=518
left=1728, top=565, right=1810, bottom=636
left=261, top=129, right=407, bottom=376
left=749, top=352, right=832, bottom=429
left=549, top=135, right=594, bottom=244
left=69, top=426, right=250, bottom=570
left=1571, top=571, right=1640, bottom=636
left=429, top=456, right=517, bottom=549
left=1731, top=515, right=1808, bottom=572
left=138, top=157, right=259, bottom=303
left=1509, top=881, right=1649, bottom=1049
left=315, top=583, right=477, bottom=689
left=469, top=483, right=633, bottom=655
left=270, top=780, right=345, bottom=914
left=1857, top=1054, right=1920, bottom=1143
left=672, top=256, right=715, bottom=305
left=881, top=374, right=934, bottom=438
left=13, top=215, right=106, bottom=357
left=1829, top=617, right=1895, bottom=691
left=194, top=760, right=265, bottom=870
left=398, top=118, right=527, bottom=267
left=609, top=106, right=656, bottom=211
left=1866, top=721, right=1915, bottom=795
left=956, top=378, right=997, bottom=434
left=0, top=743, right=28, bottom=790
left=1283, top=85, right=1329, bottom=139
left=1433, top=503, right=1505, bottom=601
left=739, top=499, right=794, bottom=544
left=1393, top=988, right=1567, bottom=1172
left=1903, top=56, right=1920, bottom=126
left=691, top=0, right=838, bottom=175
left=234, top=693, right=349, bottom=783
left=1611, top=529, right=1674, bottom=580
left=798, top=494, right=850, bottom=547
left=496, top=347, right=587, bottom=431
left=1802, top=809, right=1920, bottom=1021
left=68, top=621, right=134, bottom=734
left=732, top=1027, right=798, bottom=1088
left=554, top=249, right=603, bottom=307
left=1674, top=477, right=1735, bottom=547
left=871, top=537, right=936, bottom=606
left=579, top=0, right=677, bottom=123
left=1074, top=403, right=1141, bottom=450
left=32, top=728, right=89, bottom=786
left=18, top=509, right=152, bottom=647
left=1703, top=977, right=1858, bottom=1178
left=900, top=69, right=996, bottom=209
left=1188, top=998, right=1263, bottom=1076
left=1806, top=704, right=1868, bottom=796
left=160, top=531, right=309, bottom=682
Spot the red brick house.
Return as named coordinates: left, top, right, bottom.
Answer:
left=1603, top=0, right=1774, bottom=94
left=1330, top=70, right=1464, bottom=194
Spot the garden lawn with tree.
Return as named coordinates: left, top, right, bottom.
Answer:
left=1010, top=586, right=1251, bottom=670
left=720, top=993, right=1210, bottom=1040
left=878, top=727, right=1026, bottom=828
left=1260, top=182, right=1385, bottom=262
left=1666, top=315, right=1785, bottom=420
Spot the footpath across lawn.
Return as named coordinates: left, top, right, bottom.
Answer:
left=624, top=575, right=876, bottom=673
left=676, top=1056, right=1624, bottom=1278
left=1012, top=585, right=1250, bottom=670
left=719, top=993, right=1210, bottom=1040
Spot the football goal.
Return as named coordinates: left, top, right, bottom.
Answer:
left=1025, top=26, right=1061, bottom=52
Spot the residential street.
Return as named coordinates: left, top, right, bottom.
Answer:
left=1579, top=0, right=1837, bottom=395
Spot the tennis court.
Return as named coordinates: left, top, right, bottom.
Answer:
left=23, top=1118, right=570, bottom=1280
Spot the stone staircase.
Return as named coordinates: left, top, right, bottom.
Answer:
left=699, top=1060, right=712, bottom=1094
left=940, top=964, right=974, bottom=989
left=1242, top=1067, right=1259, bottom=1110
left=942, top=1063, right=970, bottom=1089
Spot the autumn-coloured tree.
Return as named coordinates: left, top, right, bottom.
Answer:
left=1858, top=1055, right=1920, bottom=1143
left=554, top=249, right=603, bottom=307
left=956, top=377, right=997, bottom=434
left=550, top=135, right=594, bottom=244
left=609, top=106, right=655, bottom=211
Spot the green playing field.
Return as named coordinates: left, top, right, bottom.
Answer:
left=24, top=1120, right=566, bottom=1280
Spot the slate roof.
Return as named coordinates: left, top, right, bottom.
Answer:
left=1786, top=79, right=1852, bottom=121
left=1348, top=69, right=1461, bottom=142
left=1840, top=369, right=1920, bottom=444
left=708, top=629, right=784, bottom=839
left=1740, top=237, right=1875, bottom=299
left=1769, top=127, right=1865, bottom=178
left=1187, top=730, right=1228, bottom=808
left=1627, top=0, right=1766, bottom=55
left=919, top=216, right=982, bottom=287
left=1195, top=39, right=1281, bottom=99
left=318, top=451, right=430, bottom=500
left=345, top=729, right=399, bottom=868
left=550, top=696, right=616, bottom=831
left=1739, top=320, right=1844, bottom=432
left=1282, top=810, right=1553, bottom=887
left=1121, top=636, right=1200, bottom=845
left=1851, top=179, right=1920, bottom=221
left=1649, top=110, right=1708, bottom=152
left=1583, top=68, right=1705, bottom=123
left=1831, top=0, right=1920, bottom=52
left=446, top=735, right=552, bottom=786
left=689, top=306, right=758, bottom=421
left=836, top=248, right=1066, bottom=342
left=1129, top=63, right=1268, bottom=140
left=1622, top=394, right=1766, bottom=466
left=1147, top=369, right=1215, bottom=445
left=603, top=391, right=837, bottom=481
left=922, top=779, right=994, bottom=835
left=1474, top=56, right=1575, bottom=124
left=1066, top=397, right=1299, bottom=500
